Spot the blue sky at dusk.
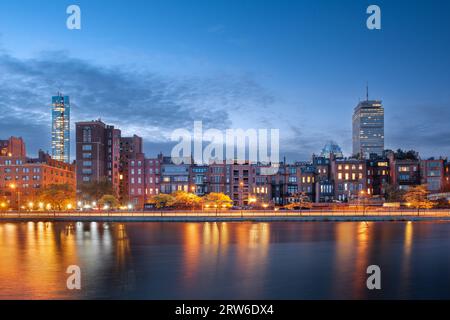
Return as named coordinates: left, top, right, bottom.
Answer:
left=0, top=0, right=449, bottom=161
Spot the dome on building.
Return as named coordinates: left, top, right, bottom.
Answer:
left=320, top=141, right=344, bottom=159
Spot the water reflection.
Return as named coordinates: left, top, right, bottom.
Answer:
left=1, top=221, right=450, bottom=299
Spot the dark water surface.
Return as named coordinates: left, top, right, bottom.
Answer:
left=0, top=221, right=449, bottom=299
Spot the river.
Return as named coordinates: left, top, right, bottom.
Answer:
left=0, top=221, right=449, bottom=299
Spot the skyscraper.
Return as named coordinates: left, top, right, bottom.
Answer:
left=51, top=93, right=70, bottom=163
left=352, top=90, right=384, bottom=158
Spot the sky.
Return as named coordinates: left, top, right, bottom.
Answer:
left=0, top=0, right=449, bottom=161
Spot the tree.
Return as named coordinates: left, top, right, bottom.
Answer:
left=38, top=184, right=75, bottom=211
left=148, top=194, right=175, bottom=209
left=79, top=178, right=113, bottom=203
left=98, top=194, right=119, bottom=209
left=383, top=183, right=406, bottom=202
left=403, top=185, right=433, bottom=209
left=394, top=149, right=419, bottom=160
left=202, top=192, right=233, bottom=208
left=433, top=198, right=450, bottom=209
left=284, top=192, right=313, bottom=209
left=171, top=191, right=203, bottom=209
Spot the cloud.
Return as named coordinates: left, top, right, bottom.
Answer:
left=0, top=51, right=275, bottom=157
left=387, top=104, right=450, bottom=158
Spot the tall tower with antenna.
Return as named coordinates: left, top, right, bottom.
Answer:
left=352, top=85, right=384, bottom=158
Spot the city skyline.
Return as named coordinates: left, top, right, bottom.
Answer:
left=0, top=0, right=450, bottom=161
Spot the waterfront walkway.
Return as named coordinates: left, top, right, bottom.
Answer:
left=1, top=209, right=450, bottom=222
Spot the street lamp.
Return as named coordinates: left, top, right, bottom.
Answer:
left=249, top=197, right=257, bottom=210
left=9, top=184, right=20, bottom=211
left=360, top=190, right=366, bottom=215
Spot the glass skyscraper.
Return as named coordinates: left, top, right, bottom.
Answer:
left=352, top=99, right=384, bottom=158
left=52, top=93, right=70, bottom=163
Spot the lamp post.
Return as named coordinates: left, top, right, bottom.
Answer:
left=9, top=184, right=20, bottom=211
left=249, top=196, right=257, bottom=210
left=360, top=190, right=366, bottom=216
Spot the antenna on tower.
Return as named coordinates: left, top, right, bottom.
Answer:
left=366, top=82, right=369, bottom=101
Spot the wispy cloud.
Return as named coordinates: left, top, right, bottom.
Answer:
left=0, top=51, right=276, bottom=157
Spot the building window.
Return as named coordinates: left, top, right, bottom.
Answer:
left=82, top=127, right=92, bottom=143
left=82, top=145, right=92, bottom=151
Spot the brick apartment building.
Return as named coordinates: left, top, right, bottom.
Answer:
left=0, top=137, right=75, bottom=209
left=420, top=158, right=446, bottom=192
left=76, top=120, right=121, bottom=196
left=387, top=151, right=421, bottom=191
left=330, top=157, right=367, bottom=202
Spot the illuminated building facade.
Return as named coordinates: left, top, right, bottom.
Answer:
left=352, top=99, right=384, bottom=158
left=51, top=93, right=71, bottom=163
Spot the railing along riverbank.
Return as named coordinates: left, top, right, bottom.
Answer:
left=1, top=208, right=450, bottom=221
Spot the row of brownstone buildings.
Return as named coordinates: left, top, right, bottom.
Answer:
left=1, top=120, right=449, bottom=210
left=75, top=120, right=450, bottom=209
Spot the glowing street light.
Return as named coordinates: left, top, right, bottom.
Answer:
left=67, top=203, right=73, bottom=210
left=9, top=184, right=20, bottom=210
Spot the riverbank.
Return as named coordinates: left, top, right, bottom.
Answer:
left=1, top=211, right=450, bottom=222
